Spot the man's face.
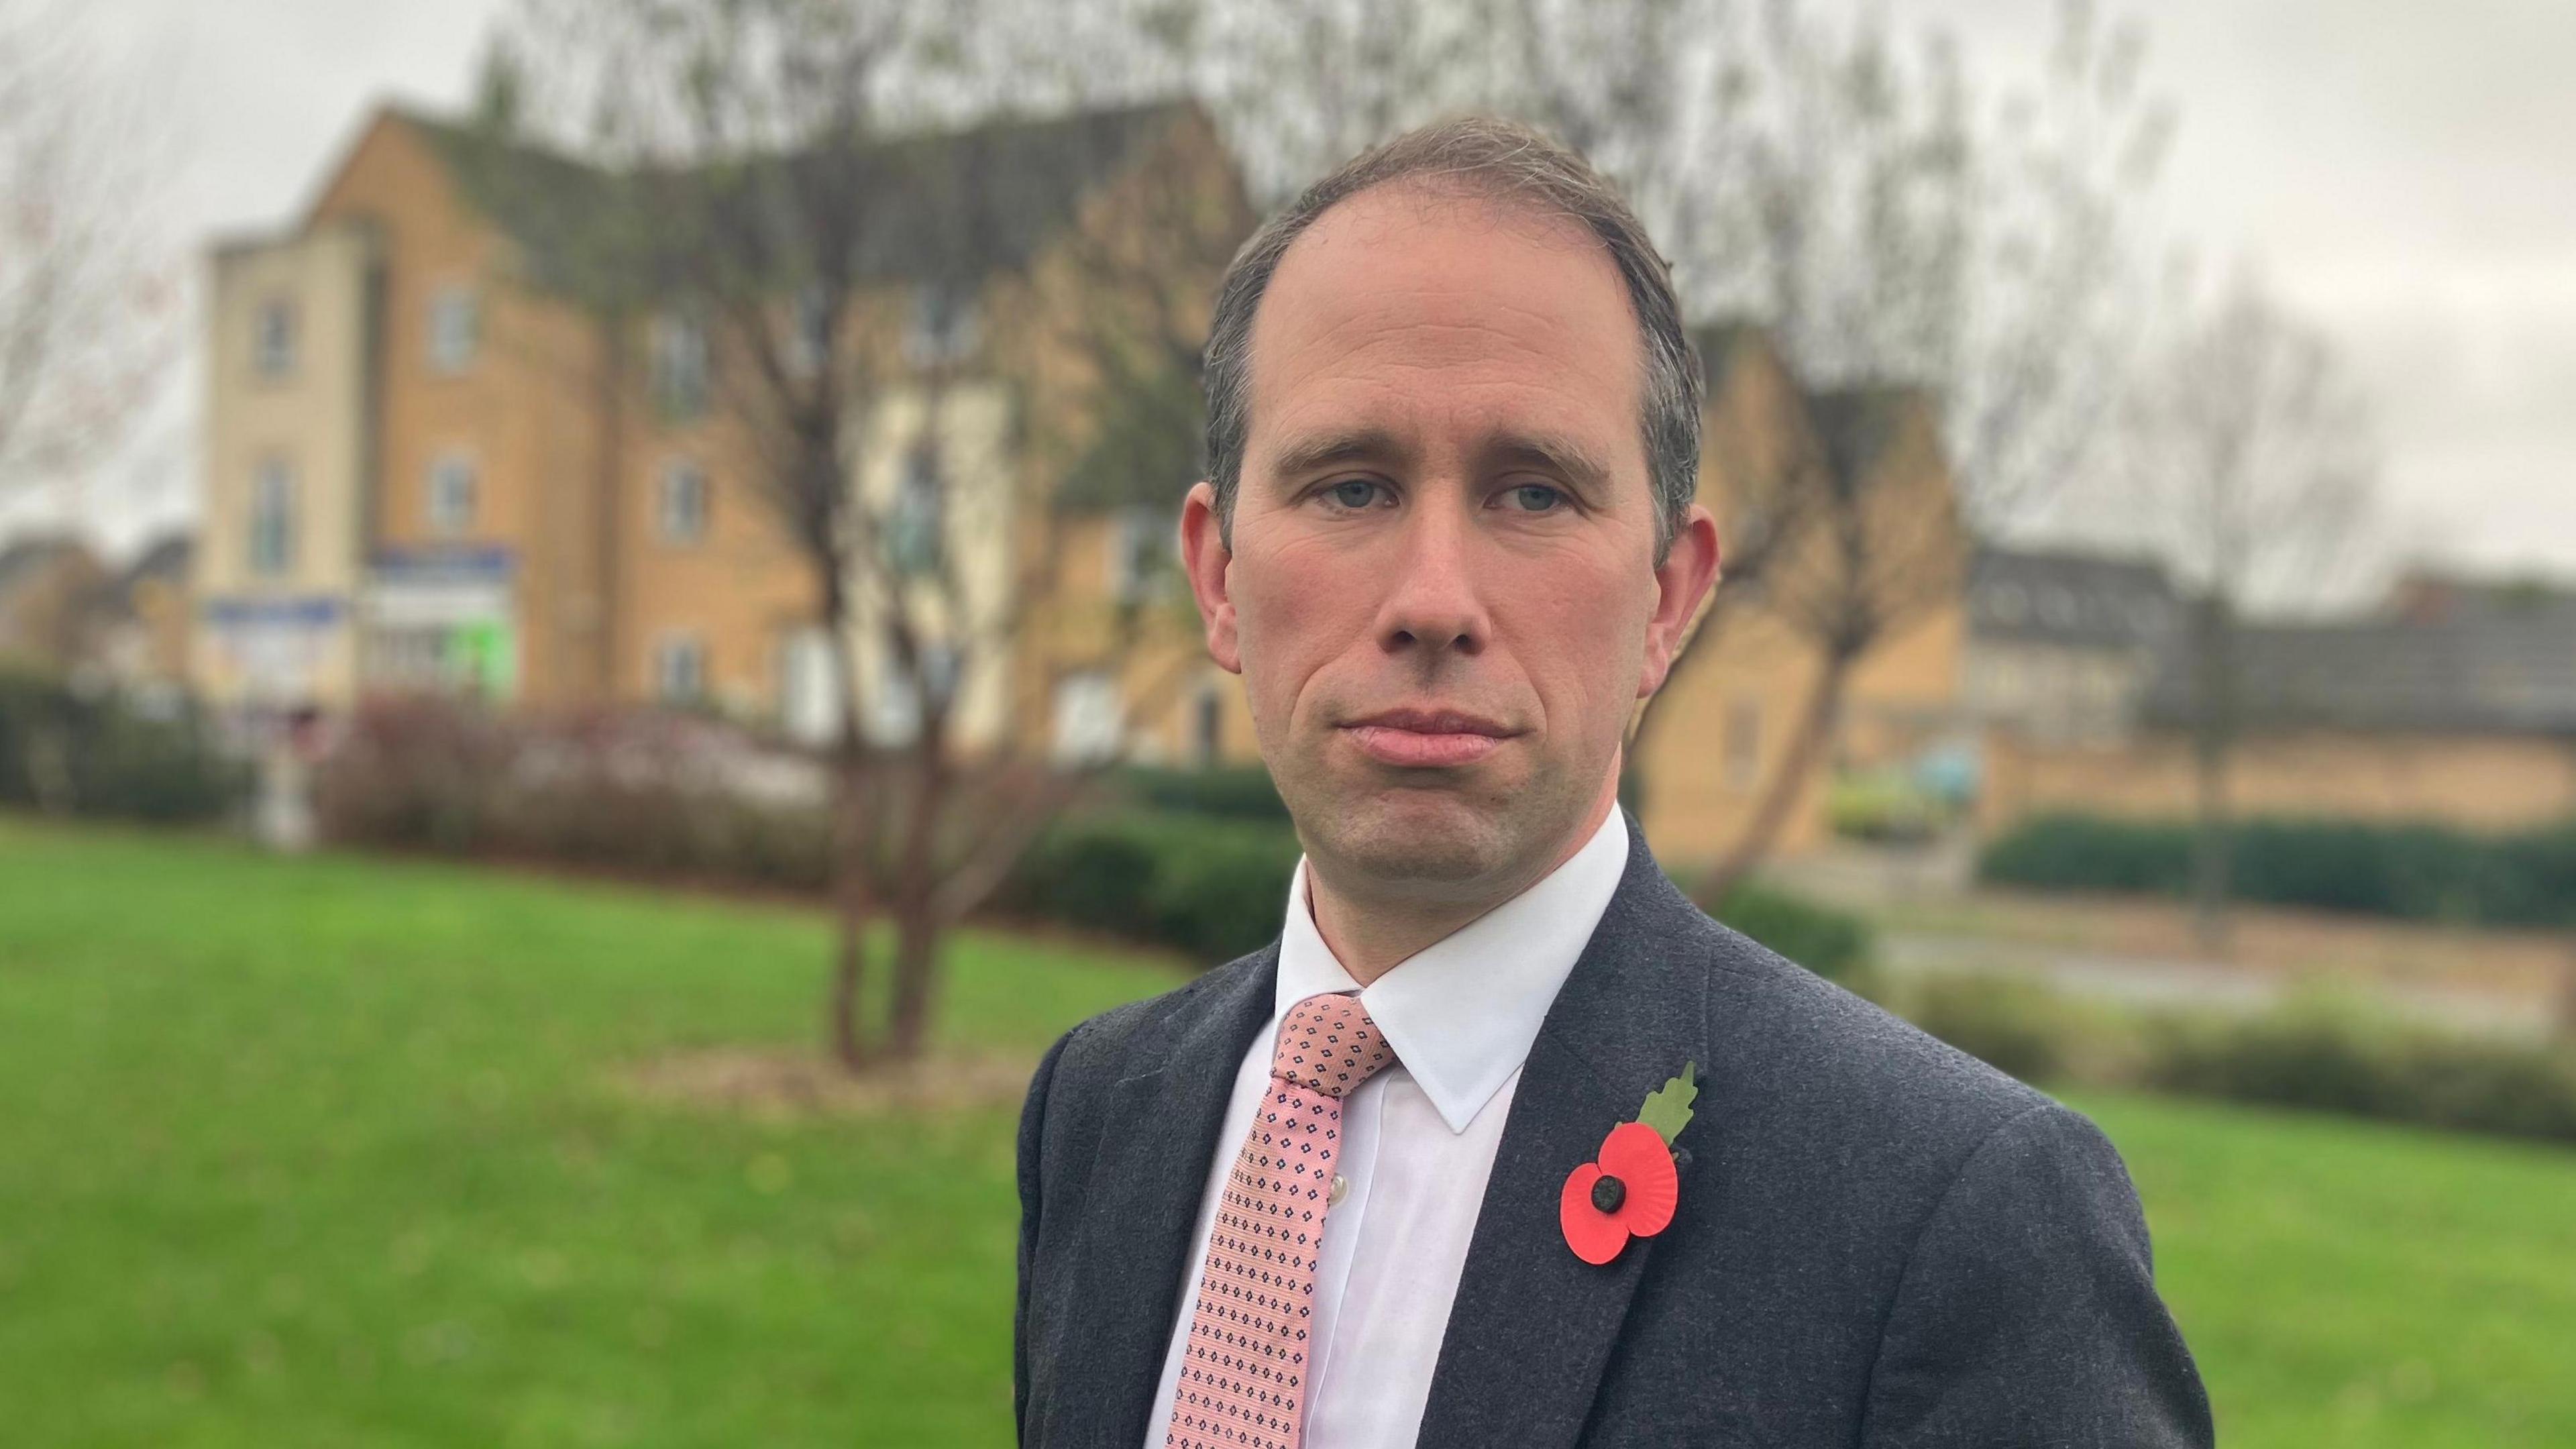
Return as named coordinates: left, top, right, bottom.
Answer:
left=1181, top=184, right=1719, bottom=900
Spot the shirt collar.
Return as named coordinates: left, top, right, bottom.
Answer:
left=1274, top=806, right=1629, bottom=1134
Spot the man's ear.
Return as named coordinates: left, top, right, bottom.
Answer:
left=1638, top=503, right=1721, bottom=700
left=1180, top=480, right=1242, bottom=674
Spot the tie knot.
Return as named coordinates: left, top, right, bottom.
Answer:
left=1271, top=992, right=1395, bottom=1098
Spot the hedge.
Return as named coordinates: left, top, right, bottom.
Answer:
left=1701, top=882, right=1876, bottom=989
left=0, top=670, right=244, bottom=822
left=1108, top=764, right=1290, bottom=822
left=1900, top=971, right=2576, bottom=1146
left=1979, top=812, right=2576, bottom=928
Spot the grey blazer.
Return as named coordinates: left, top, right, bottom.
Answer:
left=1015, top=812, right=2214, bottom=1446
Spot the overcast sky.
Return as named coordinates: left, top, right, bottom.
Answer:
left=20, top=0, right=2575, bottom=583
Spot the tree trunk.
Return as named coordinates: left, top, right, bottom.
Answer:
left=826, top=739, right=877, bottom=1072
left=882, top=733, right=951, bottom=1064
left=1698, top=643, right=1856, bottom=905
left=820, top=557, right=881, bottom=1074
left=2188, top=592, right=2234, bottom=951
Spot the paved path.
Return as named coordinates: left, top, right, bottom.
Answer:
left=1882, top=930, right=2559, bottom=1041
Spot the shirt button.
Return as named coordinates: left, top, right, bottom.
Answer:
left=1328, top=1173, right=1348, bottom=1207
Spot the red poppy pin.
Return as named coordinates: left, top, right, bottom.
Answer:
left=1559, top=1061, right=1697, bottom=1266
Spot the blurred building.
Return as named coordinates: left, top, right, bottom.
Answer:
left=193, top=99, right=1254, bottom=758
left=92, top=533, right=195, bottom=707
left=0, top=535, right=112, bottom=677
left=1982, top=586, right=2576, bottom=835
left=1635, top=324, right=1970, bottom=865
left=1963, top=545, right=2177, bottom=746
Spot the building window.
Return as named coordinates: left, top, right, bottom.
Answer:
left=427, top=453, right=477, bottom=535
left=1110, top=506, right=1169, bottom=605
left=428, top=285, right=479, bottom=373
left=889, top=445, right=943, bottom=576
left=659, top=458, right=708, bottom=543
left=654, top=634, right=706, bottom=703
left=865, top=641, right=959, bottom=747
left=1193, top=682, right=1224, bottom=766
left=1724, top=694, right=1761, bottom=791
left=651, top=312, right=708, bottom=418
left=1053, top=669, right=1124, bottom=765
left=254, top=299, right=297, bottom=378
left=248, top=458, right=295, bottom=576
left=776, top=627, right=843, bottom=746
left=790, top=285, right=833, bottom=378
left=904, top=280, right=979, bottom=368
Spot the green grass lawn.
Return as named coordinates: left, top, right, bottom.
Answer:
left=3, top=815, right=2571, bottom=1446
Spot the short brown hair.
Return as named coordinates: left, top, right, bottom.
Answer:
left=1200, top=116, right=1703, bottom=562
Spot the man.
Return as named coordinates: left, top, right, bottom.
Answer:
left=1016, top=117, right=2212, bottom=1448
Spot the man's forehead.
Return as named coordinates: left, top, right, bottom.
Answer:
left=1244, top=184, right=1644, bottom=457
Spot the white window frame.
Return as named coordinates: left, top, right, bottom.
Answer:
left=254, top=299, right=297, bottom=378
left=658, top=457, right=708, bottom=544
left=1109, top=505, right=1170, bottom=605
left=653, top=634, right=706, bottom=704
left=889, top=447, right=943, bottom=576
left=651, top=311, right=708, bottom=417
left=427, top=452, right=478, bottom=535
left=1052, top=669, right=1125, bottom=766
left=248, top=458, right=295, bottom=576
left=427, top=284, right=479, bottom=374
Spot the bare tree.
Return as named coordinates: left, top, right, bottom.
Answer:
left=465, top=0, right=1250, bottom=1069
left=1049, top=0, right=2166, bottom=875
left=0, top=1, right=176, bottom=506
left=2116, top=270, right=2377, bottom=945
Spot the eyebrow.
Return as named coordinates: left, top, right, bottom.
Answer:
left=1264, top=427, right=1617, bottom=494
left=1267, top=427, right=1413, bottom=482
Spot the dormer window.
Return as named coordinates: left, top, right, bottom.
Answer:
left=429, top=285, right=480, bottom=373
left=255, top=299, right=297, bottom=377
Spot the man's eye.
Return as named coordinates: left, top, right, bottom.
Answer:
left=1325, top=479, right=1381, bottom=510
left=1506, top=484, right=1566, bottom=513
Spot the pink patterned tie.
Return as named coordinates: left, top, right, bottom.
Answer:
left=1165, top=992, right=1396, bottom=1448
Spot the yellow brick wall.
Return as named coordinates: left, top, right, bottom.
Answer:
left=306, top=113, right=616, bottom=709
left=1982, top=728, right=2576, bottom=835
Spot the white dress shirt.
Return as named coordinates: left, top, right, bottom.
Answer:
left=1142, top=806, right=1630, bottom=1449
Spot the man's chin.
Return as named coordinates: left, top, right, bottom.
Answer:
left=1311, top=784, right=1511, bottom=884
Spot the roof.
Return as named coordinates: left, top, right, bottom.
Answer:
left=2383, top=568, right=2576, bottom=630
left=404, top=99, right=1212, bottom=295
left=1971, top=545, right=2178, bottom=650
left=2141, top=616, right=2576, bottom=738
left=1806, top=386, right=1927, bottom=496
left=105, top=533, right=193, bottom=608
left=1690, top=319, right=1778, bottom=398
left=0, top=535, right=99, bottom=600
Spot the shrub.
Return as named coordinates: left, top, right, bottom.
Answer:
left=1110, top=764, right=1289, bottom=822
left=1703, top=881, right=1876, bottom=989
left=997, top=811, right=1300, bottom=961
left=1978, top=814, right=2192, bottom=896
left=1903, top=973, right=2081, bottom=1085
left=0, top=670, right=244, bottom=822
left=1978, top=811, right=2576, bottom=928
left=2141, top=993, right=2576, bottom=1142
left=313, top=696, right=829, bottom=888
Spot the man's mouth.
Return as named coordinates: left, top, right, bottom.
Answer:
left=1340, top=708, right=1518, bottom=769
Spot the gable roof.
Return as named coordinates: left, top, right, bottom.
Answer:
left=398, top=98, right=1215, bottom=295
left=2141, top=615, right=2576, bottom=739
left=1971, top=545, right=2178, bottom=650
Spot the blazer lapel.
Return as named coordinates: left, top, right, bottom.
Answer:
left=1062, top=945, right=1279, bottom=1448
left=1415, top=814, right=1712, bottom=1449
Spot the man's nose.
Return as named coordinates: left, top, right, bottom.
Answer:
left=1373, top=495, right=1489, bottom=659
